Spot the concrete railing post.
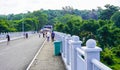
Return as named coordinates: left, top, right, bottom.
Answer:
left=65, top=34, right=71, bottom=58
left=65, top=34, right=71, bottom=65
left=62, top=35, right=66, bottom=57
left=71, top=36, right=82, bottom=70
left=81, top=39, right=102, bottom=70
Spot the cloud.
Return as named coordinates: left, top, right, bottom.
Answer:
left=0, top=0, right=119, bottom=15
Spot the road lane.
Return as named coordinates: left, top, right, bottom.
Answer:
left=0, top=34, right=45, bottom=70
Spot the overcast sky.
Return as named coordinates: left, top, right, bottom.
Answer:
left=0, top=0, right=120, bottom=15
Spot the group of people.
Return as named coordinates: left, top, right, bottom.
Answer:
left=6, top=31, right=55, bottom=45
left=42, top=31, right=55, bottom=42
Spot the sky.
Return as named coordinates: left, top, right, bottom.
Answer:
left=0, top=0, right=120, bottom=15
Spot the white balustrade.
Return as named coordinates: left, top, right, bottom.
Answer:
left=62, top=35, right=66, bottom=57
left=71, top=36, right=82, bottom=70
left=0, top=31, right=35, bottom=41
left=91, top=59, right=112, bottom=70
left=54, top=31, right=112, bottom=70
left=66, top=34, right=71, bottom=65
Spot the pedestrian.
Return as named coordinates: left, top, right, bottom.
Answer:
left=39, top=32, right=41, bottom=38
left=51, top=31, right=55, bottom=41
left=25, top=33, right=28, bottom=39
left=46, top=32, right=50, bottom=42
left=43, top=32, right=45, bottom=38
left=6, top=34, right=10, bottom=45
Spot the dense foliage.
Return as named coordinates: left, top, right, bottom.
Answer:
left=0, top=10, right=48, bottom=32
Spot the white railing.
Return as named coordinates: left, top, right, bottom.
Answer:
left=55, top=31, right=112, bottom=70
left=0, top=32, right=23, bottom=40
left=92, top=59, right=112, bottom=70
left=0, top=31, right=36, bottom=41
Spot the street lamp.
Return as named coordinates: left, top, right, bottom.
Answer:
left=22, top=11, right=28, bottom=33
left=22, top=15, right=24, bottom=33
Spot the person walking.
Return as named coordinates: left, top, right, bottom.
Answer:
left=51, top=31, right=55, bottom=41
left=43, top=32, right=45, bottom=38
left=46, top=32, right=51, bottom=42
left=6, top=34, right=10, bottom=45
left=39, top=32, right=41, bottom=38
left=25, top=33, right=28, bottom=39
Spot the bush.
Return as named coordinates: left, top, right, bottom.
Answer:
left=101, top=48, right=114, bottom=65
left=112, top=45, right=120, bottom=57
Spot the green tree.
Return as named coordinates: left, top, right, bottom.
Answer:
left=33, top=10, right=48, bottom=29
left=111, top=11, right=120, bottom=28
left=101, top=48, right=114, bottom=65
left=0, top=15, right=6, bottom=20
left=54, top=22, right=66, bottom=32
left=66, top=16, right=82, bottom=35
left=96, top=22, right=120, bottom=48
left=99, top=4, right=120, bottom=20
left=54, top=14, right=82, bottom=35
left=0, top=20, right=9, bottom=32
left=15, top=18, right=38, bottom=31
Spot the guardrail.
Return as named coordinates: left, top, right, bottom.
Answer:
left=0, top=31, right=37, bottom=42
left=54, top=31, right=112, bottom=70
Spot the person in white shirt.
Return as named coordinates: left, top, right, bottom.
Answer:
left=46, top=32, right=51, bottom=41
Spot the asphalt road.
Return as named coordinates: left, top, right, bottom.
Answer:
left=0, top=34, right=45, bottom=70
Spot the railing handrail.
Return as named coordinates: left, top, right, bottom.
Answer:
left=92, top=59, right=112, bottom=70
left=0, top=31, right=36, bottom=40
left=76, top=47, right=85, bottom=56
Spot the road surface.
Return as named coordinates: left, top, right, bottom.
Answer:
left=0, top=34, right=45, bottom=70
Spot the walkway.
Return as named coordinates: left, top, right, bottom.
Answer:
left=29, top=40, right=66, bottom=70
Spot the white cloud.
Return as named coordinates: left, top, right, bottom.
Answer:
left=74, top=0, right=120, bottom=10
left=0, top=0, right=119, bottom=15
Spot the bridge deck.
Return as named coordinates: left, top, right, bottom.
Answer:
left=29, top=40, right=65, bottom=70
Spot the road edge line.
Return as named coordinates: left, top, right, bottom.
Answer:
left=26, top=39, right=46, bottom=70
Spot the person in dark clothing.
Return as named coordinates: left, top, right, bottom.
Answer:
left=51, top=31, right=55, bottom=41
left=6, top=34, right=10, bottom=45
left=43, top=32, right=45, bottom=38
left=25, top=33, right=28, bottom=39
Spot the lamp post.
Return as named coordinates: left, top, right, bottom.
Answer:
left=22, top=16, right=24, bottom=33
left=22, top=10, right=28, bottom=33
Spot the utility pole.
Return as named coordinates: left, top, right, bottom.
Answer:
left=22, top=15, right=24, bottom=33
left=22, top=10, right=28, bottom=33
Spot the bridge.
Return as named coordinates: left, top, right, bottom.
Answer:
left=0, top=31, right=112, bottom=70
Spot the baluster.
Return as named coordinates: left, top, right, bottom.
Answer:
left=71, top=36, right=82, bottom=70
left=82, top=39, right=102, bottom=70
